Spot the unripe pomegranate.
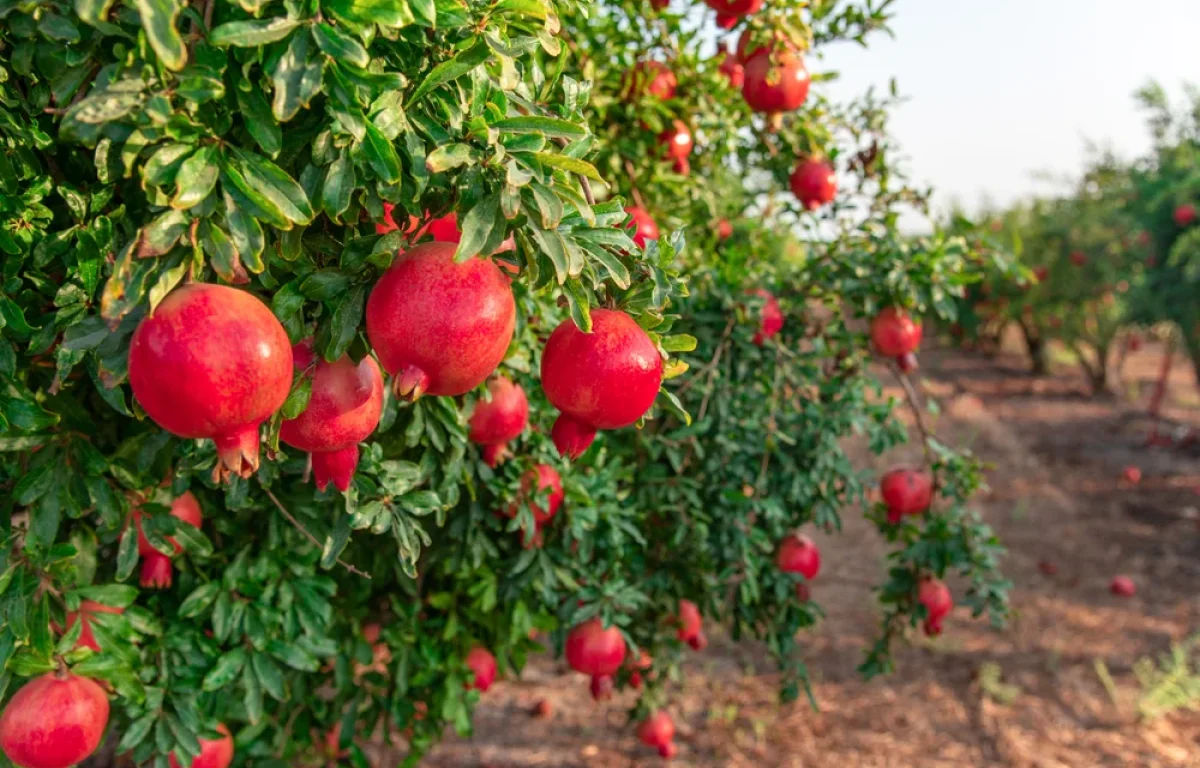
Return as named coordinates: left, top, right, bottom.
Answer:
left=742, top=48, right=810, bottom=113
left=1110, top=575, right=1136, bottom=597
left=589, top=673, right=614, bottom=701
left=168, top=724, right=234, bottom=768
left=880, top=468, right=933, bottom=522
left=565, top=618, right=627, bottom=677
left=624, top=206, right=660, bottom=249
left=871, top=307, right=922, bottom=358
left=507, top=464, right=564, bottom=528
left=1070, top=251, right=1087, bottom=267
left=64, top=601, right=124, bottom=653
left=746, top=288, right=783, bottom=346
left=717, top=219, right=734, bottom=241
left=465, top=647, right=497, bottom=692
left=676, top=599, right=702, bottom=643
left=628, top=61, right=677, bottom=100
left=135, top=491, right=203, bottom=589
left=777, top=534, right=820, bottom=580
left=129, top=284, right=292, bottom=482
left=1175, top=203, right=1196, bottom=227
left=658, top=120, right=694, bottom=175
left=790, top=159, right=837, bottom=210
left=541, top=310, right=664, bottom=459
left=637, top=711, right=676, bottom=751
left=717, top=48, right=744, bottom=89
left=366, top=242, right=515, bottom=399
left=0, top=672, right=109, bottom=768
left=917, top=577, right=953, bottom=636
left=280, top=342, right=384, bottom=492
left=468, top=377, right=529, bottom=467
left=705, top=0, right=762, bottom=13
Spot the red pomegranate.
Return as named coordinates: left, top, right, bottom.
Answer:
left=129, top=284, right=292, bottom=482
left=468, top=377, right=529, bottom=467
left=717, top=47, right=745, bottom=89
left=628, top=61, right=677, bottom=100
left=717, top=219, right=734, bottom=240
left=1175, top=203, right=1196, bottom=227
left=880, top=468, right=933, bottom=523
left=280, top=342, right=384, bottom=492
left=1110, top=575, right=1136, bottom=597
left=366, top=242, right=515, bottom=399
left=541, top=310, right=664, bottom=459
left=1069, top=251, right=1087, bottom=267
left=658, top=120, right=694, bottom=175
left=870, top=307, right=922, bottom=358
left=917, top=577, right=953, bottom=636
left=507, top=464, right=564, bottom=528
left=777, top=534, right=821, bottom=580
left=715, top=12, right=736, bottom=29
left=135, top=491, right=203, bottom=589
left=376, top=203, right=422, bottom=236
left=0, top=672, right=110, bottom=768
left=747, top=288, right=783, bottom=345
left=1122, top=466, right=1142, bottom=485
left=705, top=0, right=762, bottom=14
left=676, top=599, right=702, bottom=643
left=427, top=212, right=461, bottom=244
left=624, top=206, right=660, bottom=248
left=565, top=618, right=627, bottom=678
left=64, top=601, right=124, bottom=653
left=742, top=48, right=810, bottom=113
left=465, top=647, right=497, bottom=692
left=637, top=711, right=676, bottom=752
left=790, top=159, right=837, bottom=210
left=168, top=724, right=234, bottom=768
left=363, top=623, right=382, bottom=644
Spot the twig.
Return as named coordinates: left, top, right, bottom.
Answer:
left=892, top=364, right=935, bottom=467
left=263, top=487, right=372, bottom=579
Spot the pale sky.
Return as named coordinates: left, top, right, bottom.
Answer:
left=815, top=0, right=1200, bottom=218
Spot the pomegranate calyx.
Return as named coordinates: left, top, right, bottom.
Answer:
left=552, top=414, right=598, bottom=459
left=311, top=445, right=361, bottom=492
left=212, top=423, right=263, bottom=483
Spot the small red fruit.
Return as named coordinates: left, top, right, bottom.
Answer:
left=64, top=601, right=124, bottom=653
left=880, top=468, right=933, bottom=522
left=790, top=159, right=837, bottom=210
left=637, top=711, right=676, bottom=751
left=676, top=599, right=702, bottom=644
left=168, top=724, right=234, bottom=768
left=742, top=48, right=810, bottom=113
left=589, top=673, right=614, bottom=701
left=507, top=464, right=564, bottom=528
left=1123, top=466, right=1142, bottom=485
left=716, top=47, right=744, bottom=89
left=280, top=341, right=384, bottom=492
left=688, top=631, right=708, bottom=651
left=468, top=377, right=530, bottom=467
left=658, top=120, right=694, bottom=175
left=628, top=61, right=677, bottom=101
left=624, top=206, right=660, bottom=249
left=565, top=618, right=627, bottom=677
left=776, top=534, right=820, bottom=580
left=0, top=673, right=110, bottom=768
left=465, top=647, right=497, bottom=692
left=705, top=0, right=762, bottom=14
left=541, top=310, right=664, bottom=459
left=1175, top=203, right=1196, bottom=228
left=1110, top=575, right=1136, bottom=597
left=366, top=242, right=515, bottom=400
left=1069, top=251, right=1087, bottom=267
left=362, top=623, right=382, bottom=644
left=871, top=307, right=922, bottom=358
left=717, top=219, right=734, bottom=240
left=629, top=671, right=643, bottom=689
left=532, top=699, right=553, bottom=718
left=659, top=741, right=679, bottom=759
left=747, top=288, right=783, bottom=346
left=129, top=284, right=292, bottom=482
left=917, top=577, right=953, bottom=636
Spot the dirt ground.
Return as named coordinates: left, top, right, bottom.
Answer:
left=425, top=332, right=1200, bottom=768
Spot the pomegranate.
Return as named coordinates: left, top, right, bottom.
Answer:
left=1070, top=251, right=1087, bottom=267
left=870, top=307, right=922, bottom=358
left=676, top=599, right=702, bottom=644
left=717, top=219, right=734, bottom=241
left=565, top=618, right=627, bottom=680
left=362, top=623, right=382, bottom=644
left=532, top=699, right=553, bottom=718
left=705, top=0, right=762, bottom=14
left=717, top=47, right=744, bottom=89
left=628, top=61, right=677, bottom=101
left=1122, top=466, right=1142, bottom=485
left=366, top=242, right=515, bottom=399
left=624, top=206, right=660, bottom=249
left=658, top=120, right=694, bottom=175
left=168, top=724, right=234, bottom=768
left=140, top=554, right=173, bottom=589
left=129, top=283, right=292, bottom=482
left=1175, top=203, right=1196, bottom=227
left=917, top=577, right=953, bottom=636
left=280, top=342, right=384, bottom=492
left=0, top=672, right=109, bottom=768
left=507, top=464, right=564, bottom=528
left=468, top=377, right=529, bottom=467
left=427, top=212, right=461, bottom=244
left=1110, top=575, right=1136, bottom=597
left=742, top=47, right=810, bottom=113
left=465, top=647, right=497, bottom=692
left=637, top=711, right=676, bottom=752
left=795, top=582, right=811, bottom=603
left=880, top=468, right=933, bottom=522
left=746, top=288, right=783, bottom=345
left=589, top=673, right=614, bottom=701
left=135, top=491, right=203, bottom=589
left=629, top=671, right=643, bottom=690
left=64, top=601, right=124, bottom=653
left=790, top=159, right=837, bottom=210
left=777, top=534, right=820, bottom=580
left=541, top=310, right=664, bottom=459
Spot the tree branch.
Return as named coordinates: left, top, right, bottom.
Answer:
left=262, top=486, right=372, bottom=580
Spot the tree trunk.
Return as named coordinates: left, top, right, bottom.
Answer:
left=1070, top=340, right=1107, bottom=395
left=1018, top=319, right=1050, bottom=376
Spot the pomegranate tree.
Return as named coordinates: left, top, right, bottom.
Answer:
left=0, top=673, right=109, bottom=768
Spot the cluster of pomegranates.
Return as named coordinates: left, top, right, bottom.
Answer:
left=879, top=465, right=954, bottom=635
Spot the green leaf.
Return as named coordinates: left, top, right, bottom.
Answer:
left=172, top=146, right=220, bottom=210
left=281, top=375, right=312, bottom=420
left=326, top=0, right=415, bottom=28
left=425, top=143, right=473, bottom=174
left=228, top=148, right=314, bottom=226
left=267, top=640, right=319, bottom=672
left=209, top=18, right=302, bottom=46
left=320, top=151, right=355, bottom=220
left=74, top=584, right=139, bottom=607
left=235, top=89, right=282, bottom=157
left=271, top=30, right=325, bottom=122
left=532, top=152, right=603, bottom=181
left=115, top=527, right=138, bottom=581
left=202, top=648, right=247, bottom=690
left=408, top=40, right=490, bottom=104
left=117, top=712, right=157, bottom=753
left=178, top=582, right=221, bottom=618
left=132, top=0, right=186, bottom=71
left=454, top=193, right=498, bottom=261
left=252, top=653, right=286, bottom=701
left=135, top=209, right=188, bottom=259
left=493, top=116, right=587, bottom=140
left=361, top=122, right=401, bottom=184
left=324, top=286, right=365, bottom=361
left=660, top=334, right=697, bottom=353
left=312, top=23, right=370, bottom=68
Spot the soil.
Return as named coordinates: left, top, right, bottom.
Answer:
left=424, top=333, right=1200, bottom=768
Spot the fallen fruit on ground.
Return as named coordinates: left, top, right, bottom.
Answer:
left=1110, top=575, right=1136, bottom=597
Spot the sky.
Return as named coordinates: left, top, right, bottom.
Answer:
left=815, top=0, right=1200, bottom=219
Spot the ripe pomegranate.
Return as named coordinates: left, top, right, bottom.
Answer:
left=896, top=352, right=919, bottom=374
left=628, top=61, right=677, bottom=100
left=870, top=307, right=922, bottom=358
left=1122, top=466, right=1142, bottom=485
left=658, top=120, right=694, bottom=175
left=507, top=464, right=564, bottom=528
left=135, top=491, right=203, bottom=589
left=705, top=0, right=762, bottom=13
left=1110, top=575, right=1136, bottom=597
left=280, top=342, right=384, bottom=492
left=747, top=288, right=783, bottom=345
left=565, top=618, right=627, bottom=680
left=742, top=47, right=810, bottom=113
left=541, top=310, right=663, bottom=459
left=790, top=159, right=837, bottom=210
left=717, top=47, right=744, bottom=89
left=465, top=647, right=497, bottom=692
left=129, top=284, right=292, bottom=482
left=0, top=672, right=109, bottom=768
left=637, top=711, right=676, bottom=752
left=168, top=724, right=234, bottom=768
left=880, top=468, right=933, bottom=523
left=589, top=673, right=614, bottom=701
left=717, top=219, right=734, bottom=241
left=676, top=599, right=702, bottom=644
left=366, top=242, right=515, bottom=399
left=468, top=377, right=529, bottom=467
left=917, top=577, right=952, bottom=636
left=1175, top=203, right=1197, bottom=227
left=776, top=534, right=820, bottom=580
left=1069, top=251, right=1087, bottom=267
left=624, top=206, right=660, bottom=249
left=64, top=601, right=124, bottom=653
